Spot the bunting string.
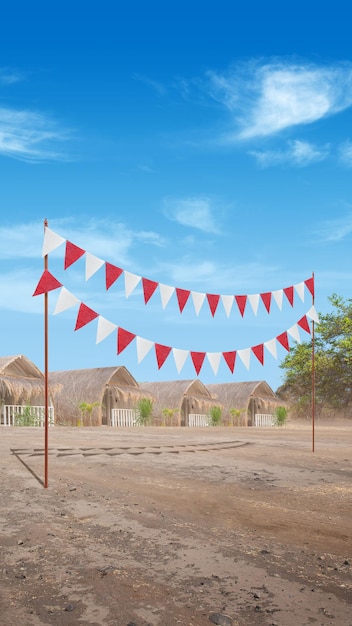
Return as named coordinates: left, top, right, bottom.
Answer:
left=32, top=270, right=319, bottom=377
left=41, top=227, right=315, bottom=318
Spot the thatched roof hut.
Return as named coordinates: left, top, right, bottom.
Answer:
left=50, top=366, right=154, bottom=426
left=207, top=381, right=281, bottom=426
left=139, top=379, right=223, bottom=426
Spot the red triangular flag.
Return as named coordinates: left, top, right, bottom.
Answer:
left=176, top=288, right=191, bottom=313
left=155, top=343, right=172, bottom=369
left=277, top=331, right=290, bottom=351
left=117, top=328, right=136, bottom=354
left=251, top=343, right=264, bottom=364
left=305, top=276, right=315, bottom=298
left=32, top=270, right=63, bottom=296
left=105, top=262, right=123, bottom=290
left=206, top=294, right=220, bottom=317
left=142, top=277, right=159, bottom=304
left=284, top=286, right=294, bottom=306
left=297, top=315, right=311, bottom=334
left=75, top=303, right=99, bottom=330
left=190, top=351, right=206, bottom=375
left=235, top=295, right=247, bottom=317
left=222, top=351, right=237, bottom=373
left=64, top=241, right=85, bottom=269
left=260, top=292, right=272, bottom=313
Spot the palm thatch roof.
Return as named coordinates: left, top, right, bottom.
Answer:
left=139, top=379, right=219, bottom=414
left=0, top=355, right=46, bottom=403
left=207, top=381, right=277, bottom=409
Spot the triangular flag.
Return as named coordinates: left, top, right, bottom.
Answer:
left=173, top=348, right=189, bottom=373
left=307, top=305, right=319, bottom=324
left=136, top=336, right=154, bottom=363
left=222, top=351, right=236, bottom=373
left=251, top=343, right=264, bottom=364
left=272, top=289, right=283, bottom=310
left=155, top=343, right=172, bottom=369
left=42, top=227, right=65, bottom=257
left=190, top=351, right=206, bottom=375
left=221, top=295, right=234, bottom=318
left=297, top=315, right=311, bottom=334
left=207, top=352, right=221, bottom=375
left=284, top=286, right=294, bottom=306
left=54, top=287, right=79, bottom=314
left=32, top=270, right=62, bottom=296
left=294, top=281, right=305, bottom=302
left=85, top=252, right=104, bottom=280
left=206, top=294, right=220, bottom=317
left=248, top=293, right=260, bottom=315
left=305, top=276, right=315, bottom=298
left=75, top=303, right=99, bottom=330
left=237, top=348, right=250, bottom=370
left=142, top=278, right=159, bottom=304
left=176, top=288, right=191, bottom=313
left=277, top=331, right=290, bottom=351
left=105, top=262, right=123, bottom=290
left=191, top=291, right=206, bottom=315
left=264, top=338, right=278, bottom=359
left=159, top=283, right=175, bottom=309
left=124, top=271, right=141, bottom=298
left=260, top=292, right=272, bottom=313
left=65, top=240, right=85, bottom=269
left=287, top=324, right=301, bottom=343
left=117, top=327, right=136, bottom=354
left=96, top=317, right=117, bottom=343
left=235, top=295, right=247, bottom=317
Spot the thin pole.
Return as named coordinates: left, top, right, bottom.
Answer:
left=44, top=219, right=49, bottom=487
left=312, top=271, right=315, bottom=453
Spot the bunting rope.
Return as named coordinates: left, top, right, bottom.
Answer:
left=41, top=227, right=315, bottom=318
left=32, top=270, right=319, bottom=377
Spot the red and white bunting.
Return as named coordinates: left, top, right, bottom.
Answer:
left=191, top=291, right=206, bottom=315
left=159, top=283, right=175, bottom=309
left=75, top=303, right=99, bottom=330
left=85, top=252, right=104, bottom=280
left=42, top=227, right=65, bottom=257
left=32, top=270, right=63, bottom=296
left=207, top=351, right=222, bottom=375
left=65, top=241, right=85, bottom=269
left=96, top=317, right=117, bottom=344
left=124, top=271, right=141, bottom=298
left=172, top=348, right=189, bottom=373
left=54, top=287, right=79, bottom=314
left=136, top=336, right=154, bottom=363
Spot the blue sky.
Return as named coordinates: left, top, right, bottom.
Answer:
left=1, top=1, right=351, bottom=391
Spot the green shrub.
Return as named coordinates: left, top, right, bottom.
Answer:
left=274, top=406, right=288, bottom=426
left=136, top=397, right=153, bottom=425
left=209, top=405, right=222, bottom=426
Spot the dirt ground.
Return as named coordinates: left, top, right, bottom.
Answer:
left=0, top=424, right=351, bottom=626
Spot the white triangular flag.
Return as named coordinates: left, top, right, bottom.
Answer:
left=207, top=352, right=221, bottom=375
left=124, top=271, right=141, bottom=298
left=287, top=324, right=301, bottom=343
left=136, top=336, right=154, bottom=363
left=248, top=293, right=260, bottom=315
left=264, top=338, right=278, bottom=359
left=96, top=317, right=117, bottom=343
left=191, top=291, right=206, bottom=315
left=307, top=305, right=320, bottom=323
left=272, top=289, right=283, bottom=310
left=221, top=294, right=234, bottom=317
left=54, top=287, right=79, bottom=314
left=237, top=348, right=250, bottom=370
left=42, top=227, right=65, bottom=257
left=294, top=281, right=305, bottom=302
left=172, top=348, right=189, bottom=373
left=85, top=252, right=104, bottom=280
left=159, top=283, right=175, bottom=309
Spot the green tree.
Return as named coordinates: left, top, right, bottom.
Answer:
left=278, top=294, right=352, bottom=416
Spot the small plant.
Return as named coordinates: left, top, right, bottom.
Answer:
left=274, top=405, right=288, bottom=427
left=78, top=401, right=101, bottom=426
left=136, top=397, right=153, bottom=426
left=162, top=407, right=177, bottom=426
left=15, top=404, right=37, bottom=427
left=229, top=407, right=246, bottom=426
left=208, top=405, right=222, bottom=426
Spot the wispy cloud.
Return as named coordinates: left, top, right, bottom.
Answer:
left=251, top=139, right=329, bottom=167
left=339, top=141, right=352, bottom=167
left=206, top=60, right=352, bottom=140
left=314, top=212, right=352, bottom=243
left=132, top=73, right=167, bottom=96
left=0, top=107, right=71, bottom=162
left=162, top=195, right=222, bottom=234
left=0, top=67, right=23, bottom=84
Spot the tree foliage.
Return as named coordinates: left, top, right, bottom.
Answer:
left=278, top=294, right=352, bottom=417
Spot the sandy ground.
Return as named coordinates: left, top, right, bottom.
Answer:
left=0, top=424, right=351, bottom=626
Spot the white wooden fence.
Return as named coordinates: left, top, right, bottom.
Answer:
left=111, top=408, right=138, bottom=427
left=2, top=405, right=55, bottom=427
left=254, top=413, right=274, bottom=427
left=188, top=413, right=210, bottom=427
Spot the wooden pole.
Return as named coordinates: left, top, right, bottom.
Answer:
left=312, top=272, right=315, bottom=453
left=44, top=219, right=49, bottom=487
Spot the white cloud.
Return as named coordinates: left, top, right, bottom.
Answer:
left=163, top=196, right=222, bottom=234
left=0, top=68, right=23, bottom=84
left=206, top=60, right=352, bottom=140
left=251, top=139, right=329, bottom=167
left=315, top=213, right=352, bottom=243
left=339, top=141, right=352, bottom=167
